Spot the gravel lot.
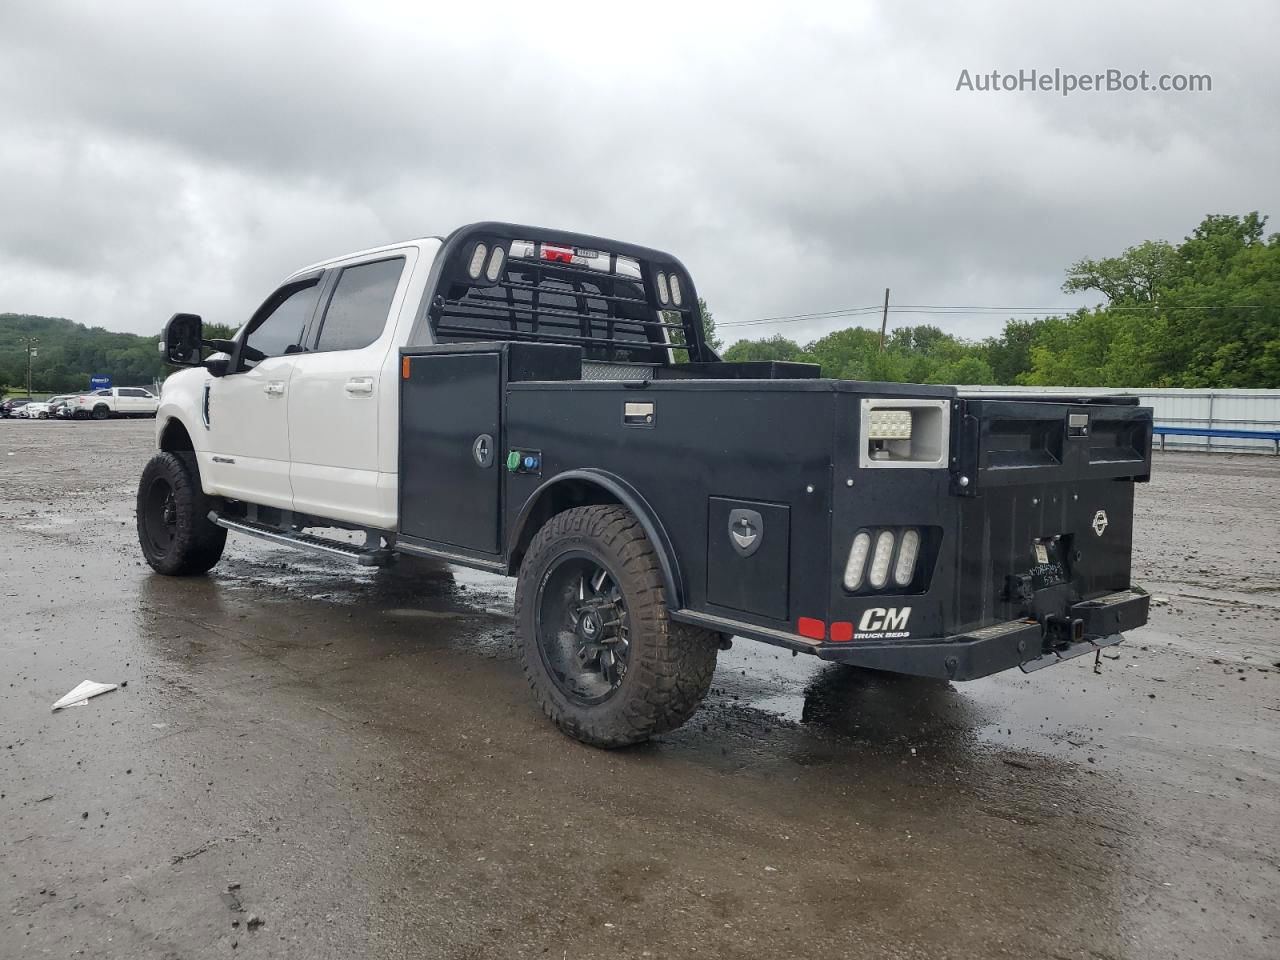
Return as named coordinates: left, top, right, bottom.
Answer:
left=2, top=417, right=1277, bottom=959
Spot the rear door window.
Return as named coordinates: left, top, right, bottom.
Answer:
left=314, top=258, right=404, bottom=352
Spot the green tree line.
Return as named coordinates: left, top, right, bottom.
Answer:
left=0, top=314, right=169, bottom=395
left=723, top=212, right=1280, bottom=388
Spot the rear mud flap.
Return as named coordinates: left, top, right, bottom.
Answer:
left=1020, top=632, right=1124, bottom=673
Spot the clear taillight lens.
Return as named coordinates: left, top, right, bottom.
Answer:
left=669, top=273, right=683, bottom=306
left=894, top=528, right=920, bottom=586
left=843, top=531, right=872, bottom=591
left=869, top=530, right=896, bottom=589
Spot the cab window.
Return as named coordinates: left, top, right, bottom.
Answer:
left=313, top=258, right=404, bottom=352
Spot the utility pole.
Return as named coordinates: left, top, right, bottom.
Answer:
left=878, top=288, right=890, bottom=352
left=22, top=338, right=39, bottom=397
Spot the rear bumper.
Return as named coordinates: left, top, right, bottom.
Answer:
left=814, top=589, right=1150, bottom=680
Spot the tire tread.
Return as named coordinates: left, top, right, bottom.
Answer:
left=515, top=505, right=718, bottom=748
left=136, top=451, right=226, bottom=575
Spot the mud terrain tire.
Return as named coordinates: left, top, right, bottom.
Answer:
left=516, top=504, right=718, bottom=748
left=136, top=451, right=226, bottom=575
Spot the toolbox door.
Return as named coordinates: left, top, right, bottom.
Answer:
left=399, top=352, right=502, bottom=554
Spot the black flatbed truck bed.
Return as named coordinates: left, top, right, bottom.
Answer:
left=397, top=338, right=1152, bottom=683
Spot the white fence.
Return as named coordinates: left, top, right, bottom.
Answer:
left=957, top=386, right=1280, bottom=455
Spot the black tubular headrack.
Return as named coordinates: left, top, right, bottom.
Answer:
left=417, top=222, right=712, bottom=364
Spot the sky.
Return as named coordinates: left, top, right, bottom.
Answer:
left=1, top=1, right=1277, bottom=346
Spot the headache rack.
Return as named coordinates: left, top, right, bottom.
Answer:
left=420, top=222, right=712, bottom=364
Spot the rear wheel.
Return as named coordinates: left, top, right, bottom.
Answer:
left=136, top=452, right=226, bottom=575
left=515, top=505, right=718, bottom=748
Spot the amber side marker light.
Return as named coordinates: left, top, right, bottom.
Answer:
left=402, top=356, right=411, bottom=379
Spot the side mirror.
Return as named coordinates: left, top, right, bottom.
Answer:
left=163, top=313, right=204, bottom=367
left=162, top=313, right=237, bottom=376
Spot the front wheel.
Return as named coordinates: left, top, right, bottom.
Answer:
left=515, top=505, right=719, bottom=748
left=136, top=452, right=227, bottom=575
left=92, top=405, right=110, bottom=420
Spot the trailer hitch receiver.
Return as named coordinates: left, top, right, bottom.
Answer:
left=1043, top=615, right=1085, bottom=651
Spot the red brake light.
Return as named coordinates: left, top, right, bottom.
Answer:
left=541, top=244, right=574, bottom=264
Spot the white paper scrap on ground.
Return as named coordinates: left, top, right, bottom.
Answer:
left=51, top=680, right=119, bottom=711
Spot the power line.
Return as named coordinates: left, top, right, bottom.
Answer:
left=719, top=302, right=1269, bottom=328
left=719, top=306, right=882, bottom=328
left=719, top=305, right=884, bottom=327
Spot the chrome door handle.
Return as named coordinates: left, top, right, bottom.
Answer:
left=263, top=381, right=285, bottom=397
left=344, top=377, right=374, bottom=396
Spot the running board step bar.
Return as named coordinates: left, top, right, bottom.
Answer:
left=209, top=513, right=395, bottom=566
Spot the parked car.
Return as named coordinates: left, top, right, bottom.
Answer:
left=140, top=222, right=1153, bottom=749
left=65, top=387, right=160, bottom=419
left=0, top=397, right=33, bottom=418
left=21, top=395, right=77, bottom=419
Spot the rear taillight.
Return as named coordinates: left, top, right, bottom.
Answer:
left=843, top=531, right=872, bottom=590
left=843, top=527, right=924, bottom=593
left=894, top=529, right=921, bottom=586
left=869, top=530, right=895, bottom=589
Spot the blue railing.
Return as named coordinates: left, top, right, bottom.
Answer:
left=1153, top=425, right=1280, bottom=454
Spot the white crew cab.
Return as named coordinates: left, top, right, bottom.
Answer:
left=154, top=237, right=433, bottom=529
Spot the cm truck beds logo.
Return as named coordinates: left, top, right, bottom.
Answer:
left=856, top=607, right=912, bottom=639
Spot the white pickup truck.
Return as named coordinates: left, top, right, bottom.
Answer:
left=139, top=221, right=1153, bottom=748
left=67, top=386, right=159, bottom=419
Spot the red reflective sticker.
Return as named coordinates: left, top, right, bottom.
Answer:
left=829, top=621, right=853, bottom=643
left=797, top=617, right=826, bottom=640
left=542, top=244, right=574, bottom=263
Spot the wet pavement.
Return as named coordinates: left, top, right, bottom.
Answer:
left=2, top=418, right=1277, bottom=959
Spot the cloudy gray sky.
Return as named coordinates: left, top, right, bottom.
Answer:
left=1, top=1, right=1276, bottom=345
